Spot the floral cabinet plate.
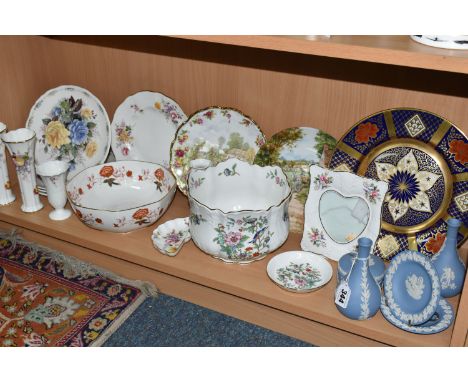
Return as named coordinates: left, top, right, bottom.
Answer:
left=254, top=127, right=337, bottom=233
left=26, top=85, right=111, bottom=180
left=301, top=165, right=388, bottom=261
left=170, top=107, right=266, bottom=194
left=383, top=250, right=440, bottom=326
left=111, top=91, right=186, bottom=166
left=267, top=251, right=332, bottom=292
left=329, top=108, right=468, bottom=260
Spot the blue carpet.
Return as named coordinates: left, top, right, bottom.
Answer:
left=104, top=294, right=311, bottom=346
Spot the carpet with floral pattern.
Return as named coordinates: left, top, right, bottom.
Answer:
left=0, top=231, right=157, bottom=347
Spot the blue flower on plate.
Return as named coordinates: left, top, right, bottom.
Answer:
left=375, top=150, right=440, bottom=223
left=388, top=170, right=420, bottom=203
left=52, top=107, right=62, bottom=117
left=68, top=119, right=89, bottom=145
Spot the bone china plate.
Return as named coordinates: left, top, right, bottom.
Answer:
left=111, top=91, right=187, bottom=166
left=26, top=85, right=111, bottom=180
left=170, top=107, right=266, bottom=194
left=383, top=250, right=440, bottom=326
left=329, top=108, right=468, bottom=260
left=267, top=251, right=332, bottom=293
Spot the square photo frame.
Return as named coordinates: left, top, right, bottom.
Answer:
left=301, top=165, right=389, bottom=261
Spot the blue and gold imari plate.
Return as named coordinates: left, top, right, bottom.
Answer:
left=329, top=108, right=467, bottom=260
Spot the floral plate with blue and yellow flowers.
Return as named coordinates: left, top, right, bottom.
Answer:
left=329, top=108, right=468, bottom=260
left=26, top=85, right=111, bottom=181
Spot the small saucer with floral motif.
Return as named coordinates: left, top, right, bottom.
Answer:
left=267, top=251, right=332, bottom=293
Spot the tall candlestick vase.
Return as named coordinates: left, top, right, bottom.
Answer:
left=2, top=128, right=43, bottom=212
left=432, top=218, right=466, bottom=297
left=0, top=123, right=16, bottom=205
left=336, top=237, right=381, bottom=320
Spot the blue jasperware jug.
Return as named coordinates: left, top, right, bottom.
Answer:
left=432, top=219, right=466, bottom=298
left=335, top=237, right=381, bottom=320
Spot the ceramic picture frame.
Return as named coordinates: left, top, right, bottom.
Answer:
left=301, top=165, right=388, bottom=261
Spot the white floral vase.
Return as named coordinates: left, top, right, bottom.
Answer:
left=2, top=128, right=43, bottom=212
left=0, top=123, right=16, bottom=205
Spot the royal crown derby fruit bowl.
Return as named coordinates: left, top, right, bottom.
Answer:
left=66, top=161, right=176, bottom=233
left=187, top=158, right=292, bottom=263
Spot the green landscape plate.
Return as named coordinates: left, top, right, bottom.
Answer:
left=254, top=127, right=337, bottom=233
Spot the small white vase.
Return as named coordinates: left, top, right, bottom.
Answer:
left=0, top=123, right=16, bottom=205
left=36, top=160, right=71, bottom=221
left=2, top=128, right=43, bottom=212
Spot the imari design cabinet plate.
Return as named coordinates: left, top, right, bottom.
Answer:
left=26, top=85, right=111, bottom=181
left=329, top=108, right=468, bottom=260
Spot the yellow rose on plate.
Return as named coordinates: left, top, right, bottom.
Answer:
left=80, top=108, right=93, bottom=120
left=45, top=121, right=70, bottom=149
left=118, top=130, right=132, bottom=143
left=154, top=102, right=161, bottom=110
left=85, top=140, right=98, bottom=158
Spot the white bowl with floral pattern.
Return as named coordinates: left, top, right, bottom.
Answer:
left=66, top=161, right=176, bottom=232
left=187, top=158, right=291, bottom=263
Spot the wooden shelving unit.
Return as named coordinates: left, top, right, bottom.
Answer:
left=0, top=35, right=467, bottom=346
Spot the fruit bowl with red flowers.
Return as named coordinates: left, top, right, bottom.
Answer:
left=66, top=160, right=176, bottom=232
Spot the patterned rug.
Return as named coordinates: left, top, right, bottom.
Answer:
left=0, top=231, right=157, bottom=346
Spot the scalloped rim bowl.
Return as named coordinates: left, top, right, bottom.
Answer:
left=66, top=160, right=176, bottom=233
left=187, top=158, right=291, bottom=263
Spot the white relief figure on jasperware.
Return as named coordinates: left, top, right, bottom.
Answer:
left=440, top=267, right=456, bottom=290
left=405, top=274, right=425, bottom=300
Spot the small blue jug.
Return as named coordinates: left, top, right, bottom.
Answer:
left=335, top=237, right=381, bottom=320
left=432, top=219, right=466, bottom=298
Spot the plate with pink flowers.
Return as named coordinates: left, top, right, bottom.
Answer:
left=111, top=91, right=187, bottom=167
left=267, top=251, right=333, bottom=293
left=170, top=106, right=266, bottom=194
left=26, top=85, right=111, bottom=180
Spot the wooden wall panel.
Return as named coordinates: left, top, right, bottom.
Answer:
left=0, top=35, right=467, bottom=143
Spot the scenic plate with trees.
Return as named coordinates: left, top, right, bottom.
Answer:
left=170, top=107, right=266, bottom=194
left=254, top=127, right=336, bottom=233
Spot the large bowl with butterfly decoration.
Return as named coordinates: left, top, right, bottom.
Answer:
left=187, top=158, right=291, bottom=263
left=66, top=160, right=176, bottom=232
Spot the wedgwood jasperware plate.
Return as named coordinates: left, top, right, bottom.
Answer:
left=26, top=85, right=111, bottom=180
left=380, top=296, right=454, bottom=334
left=267, top=251, right=332, bottom=293
left=383, top=250, right=440, bottom=326
left=254, top=127, right=337, bottom=233
left=170, top=107, right=266, bottom=194
left=329, top=108, right=468, bottom=260
left=111, top=91, right=187, bottom=166
left=300, top=165, right=388, bottom=261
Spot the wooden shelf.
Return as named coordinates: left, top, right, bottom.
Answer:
left=174, top=35, right=468, bottom=74
left=1, top=35, right=467, bottom=346
left=0, top=186, right=462, bottom=347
